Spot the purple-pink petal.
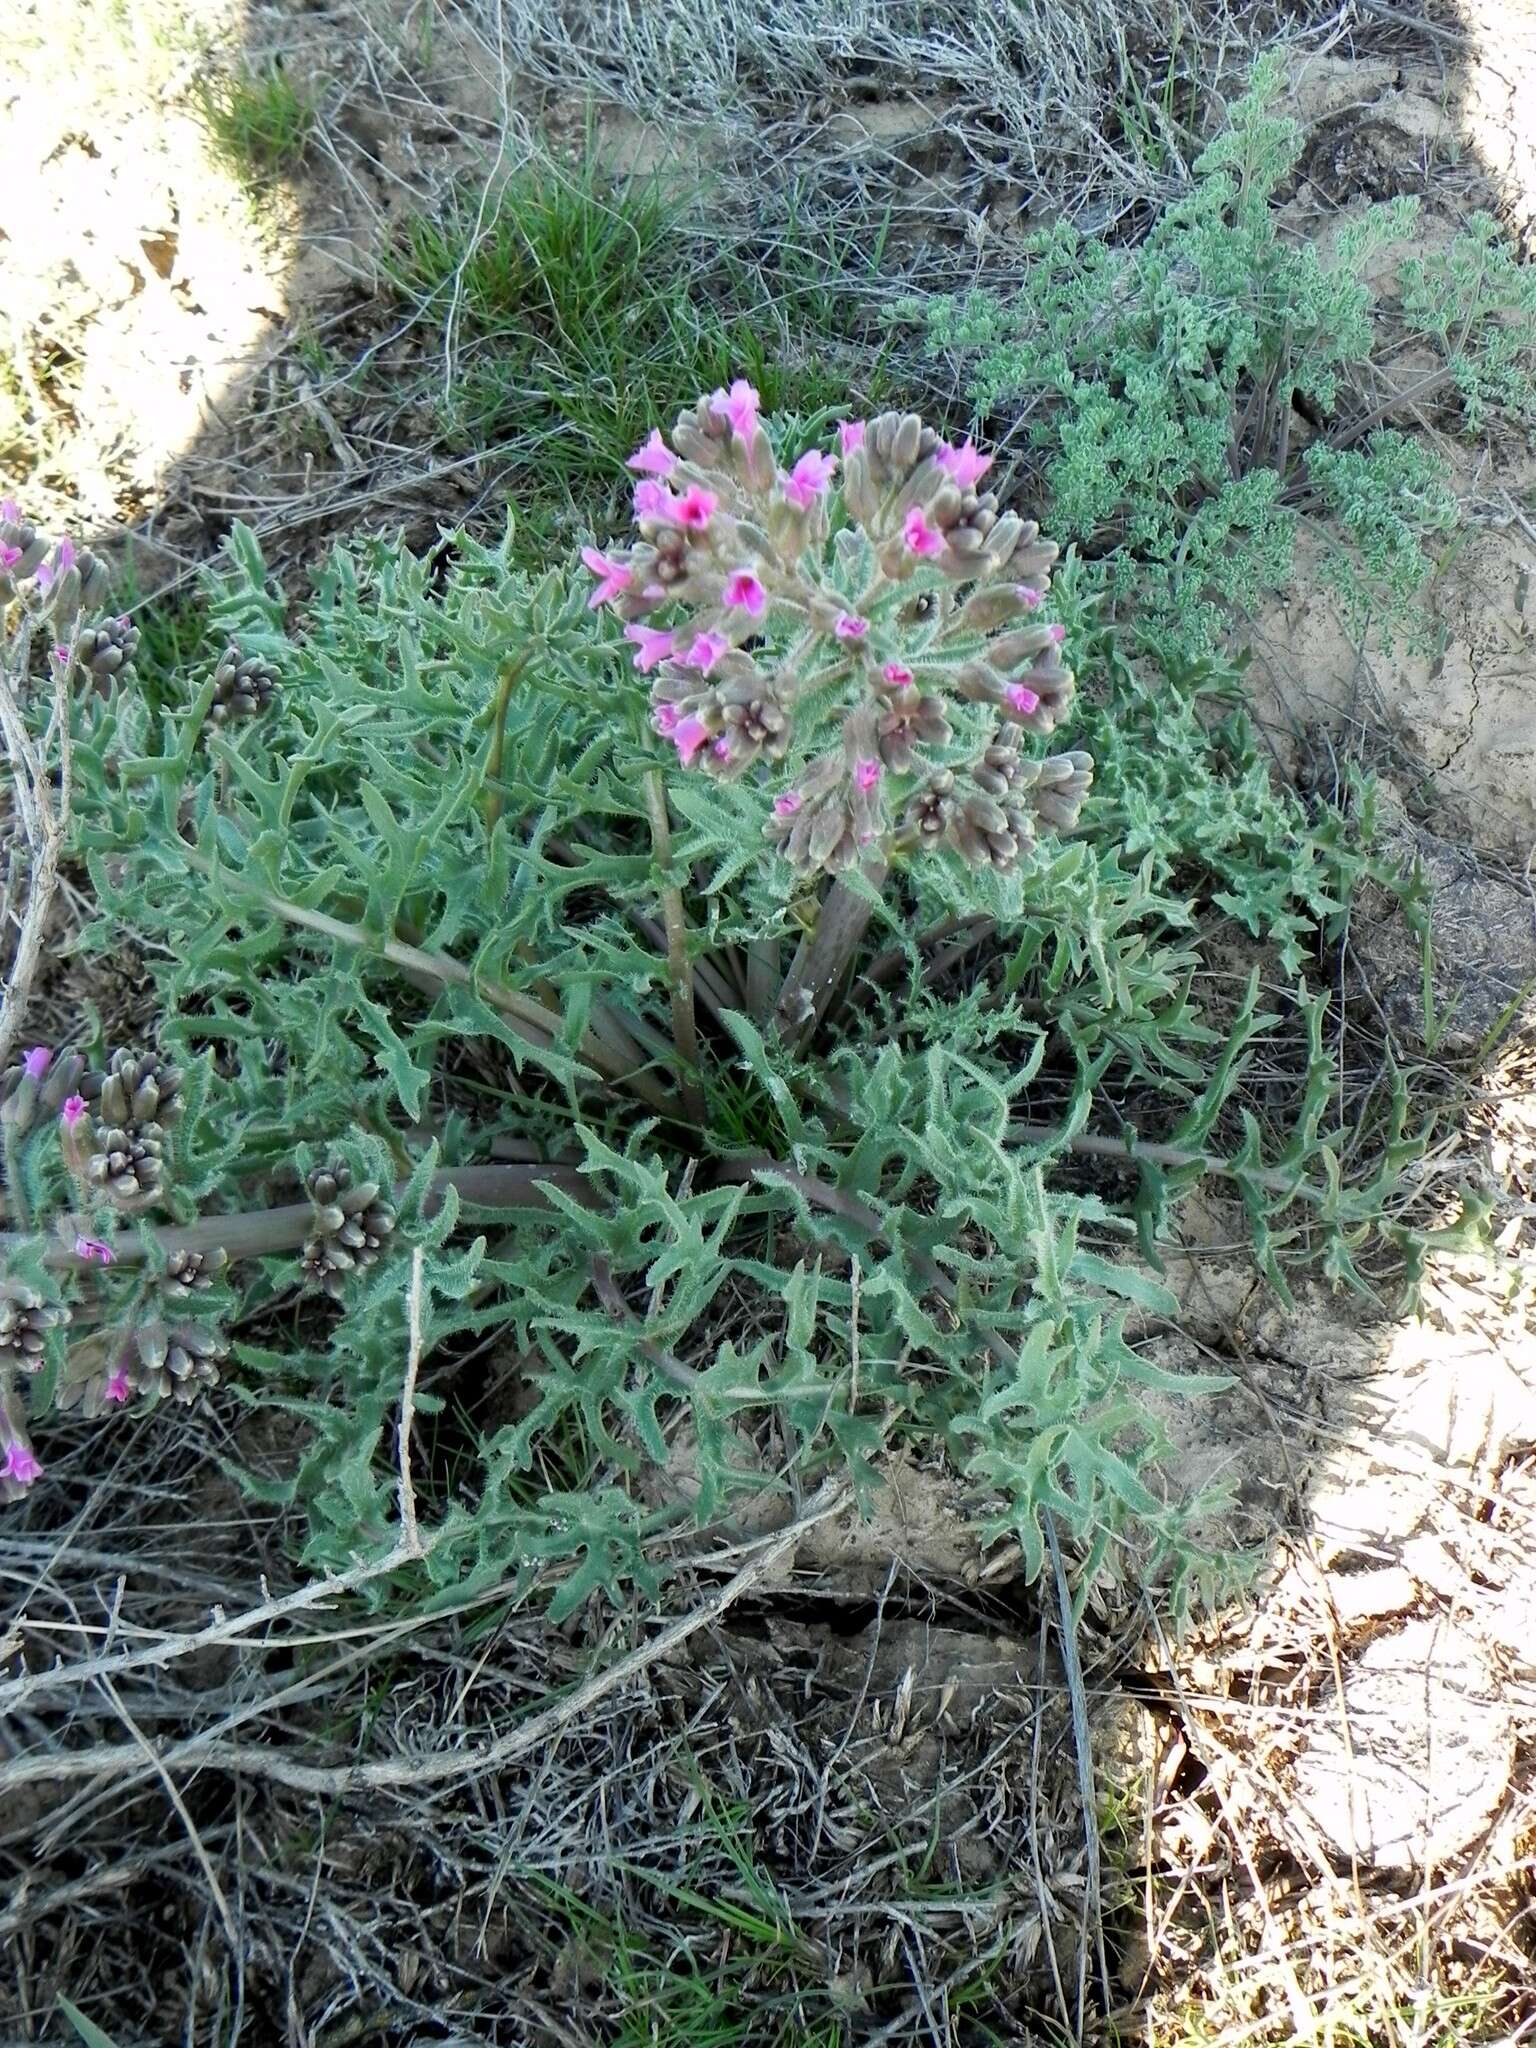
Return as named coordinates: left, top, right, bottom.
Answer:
left=626, top=429, right=677, bottom=477
left=834, top=613, right=868, bottom=641
left=881, top=662, right=914, bottom=688
left=625, top=624, right=677, bottom=672
left=682, top=631, right=729, bottom=674
left=22, top=1046, right=51, bottom=1080
left=1, top=1440, right=42, bottom=1486
left=773, top=790, right=803, bottom=817
left=854, top=758, right=882, bottom=792
left=839, top=420, right=866, bottom=456
left=674, top=716, right=710, bottom=766
left=1006, top=683, right=1041, bottom=716
left=903, top=507, right=942, bottom=558
left=711, top=378, right=760, bottom=444
left=935, top=438, right=993, bottom=490
left=633, top=479, right=674, bottom=521
left=723, top=571, right=766, bottom=617
left=581, top=545, right=632, bottom=610
left=673, top=485, right=718, bottom=530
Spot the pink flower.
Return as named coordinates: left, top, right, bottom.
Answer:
left=834, top=613, right=868, bottom=641
left=0, top=544, right=19, bottom=569
left=936, top=438, right=993, bottom=490
left=881, top=662, right=914, bottom=688
left=0, top=498, right=19, bottom=522
left=773, top=790, right=803, bottom=817
left=633, top=479, right=674, bottom=521
left=52, top=645, right=71, bottom=665
left=1006, top=683, right=1041, bottom=716
left=61, top=1094, right=87, bottom=1127
left=710, top=378, right=760, bottom=443
left=626, top=429, right=677, bottom=477
left=711, top=737, right=732, bottom=760
left=1017, top=585, right=1043, bottom=609
left=673, top=716, right=710, bottom=767
left=1, top=1439, right=41, bottom=1487
left=652, top=703, right=681, bottom=737
left=74, top=1236, right=114, bottom=1266
left=104, top=1368, right=132, bottom=1405
left=22, top=1046, right=51, bottom=1080
left=839, top=420, right=866, bottom=456
left=581, top=546, right=632, bottom=610
left=625, top=624, right=677, bottom=672
left=782, top=449, right=836, bottom=510
left=673, top=485, right=718, bottom=530
left=682, top=631, right=729, bottom=674
left=40, top=539, right=76, bottom=587
left=903, top=507, right=942, bottom=558
left=1049, top=622, right=1066, bottom=644
left=722, top=571, right=766, bottom=618
left=854, top=758, right=882, bottom=792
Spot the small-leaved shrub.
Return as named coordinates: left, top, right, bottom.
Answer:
left=916, top=56, right=1536, bottom=665
left=0, top=399, right=1483, bottom=1608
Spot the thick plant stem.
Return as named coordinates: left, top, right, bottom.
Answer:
left=773, top=861, right=887, bottom=1049
left=746, top=934, right=780, bottom=1022
left=480, top=650, right=532, bottom=833
left=17, top=1162, right=592, bottom=1272
left=642, top=771, right=706, bottom=1126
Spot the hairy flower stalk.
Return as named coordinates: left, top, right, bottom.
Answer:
left=589, top=392, right=1093, bottom=1037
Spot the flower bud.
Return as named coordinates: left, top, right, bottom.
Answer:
left=210, top=643, right=278, bottom=723
left=0, top=1281, right=70, bottom=1372
left=78, top=614, right=140, bottom=682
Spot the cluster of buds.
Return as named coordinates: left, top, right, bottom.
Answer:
left=300, top=1161, right=396, bottom=1300
left=76, top=614, right=140, bottom=683
left=209, top=642, right=278, bottom=723
left=51, top=1242, right=232, bottom=1422
left=899, top=745, right=1095, bottom=872
left=1, top=497, right=110, bottom=628
left=584, top=388, right=1092, bottom=877
left=0, top=1280, right=70, bottom=1373
left=62, top=1047, right=184, bottom=1216
left=117, top=1319, right=228, bottom=1406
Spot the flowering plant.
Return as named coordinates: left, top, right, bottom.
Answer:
left=588, top=389, right=1092, bottom=887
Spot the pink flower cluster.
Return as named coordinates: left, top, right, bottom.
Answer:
left=580, top=391, right=1093, bottom=876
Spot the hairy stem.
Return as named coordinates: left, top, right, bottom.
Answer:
left=773, top=860, right=888, bottom=1049
left=643, top=771, right=706, bottom=1125
left=480, top=649, right=533, bottom=832
left=746, top=934, right=780, bottom=1022
left=13, top=1162, right=592, bottom=1273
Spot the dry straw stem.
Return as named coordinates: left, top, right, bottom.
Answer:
left=0, top=628, right=72, bottom=1073
left=2, top=1477, right=847, bottom=1795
